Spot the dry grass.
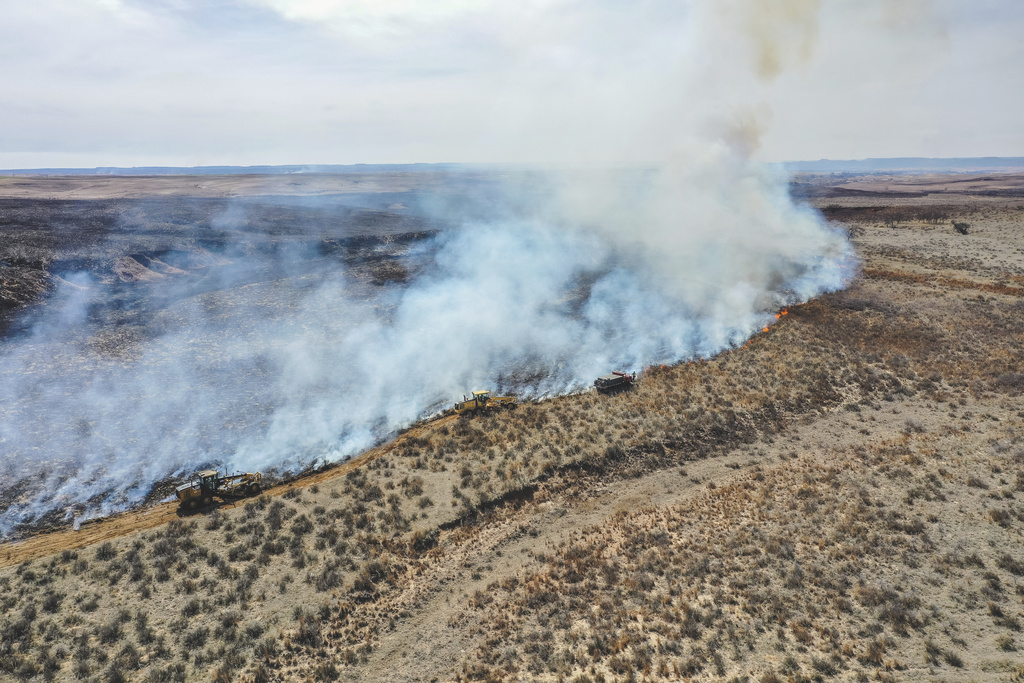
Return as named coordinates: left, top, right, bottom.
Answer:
left=454, top=426, right=1024, bottom=681
left=863, top=268, right=1024, bottom=298
left=0, top=175, right=1023, bottom=681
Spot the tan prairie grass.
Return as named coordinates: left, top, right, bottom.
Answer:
left=454, top=426, right=1024, bottom=681
left=863, top=268, right=1024, bottom=298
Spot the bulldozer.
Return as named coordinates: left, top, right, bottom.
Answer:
left=454, top=390, right=517, bottom=416
left=176, top=469, right=263, bottom=511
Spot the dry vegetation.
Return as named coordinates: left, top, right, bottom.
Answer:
left=455, top=430, right=1024, bottom=682
left=1, top=173, right=1023, bottom=682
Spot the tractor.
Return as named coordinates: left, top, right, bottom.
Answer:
left=454, top=390, right=517, bottom=416
left=176, top=469, right=263, bottom=511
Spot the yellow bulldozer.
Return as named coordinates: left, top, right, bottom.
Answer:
left=176, top=469, right=263, bottom=511
left=454, top=390, right=518, bottom=416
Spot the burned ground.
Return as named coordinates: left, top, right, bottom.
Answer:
left=0, top=195, right=435, bottom=337
left=0, top=173, right=1022, bottom=682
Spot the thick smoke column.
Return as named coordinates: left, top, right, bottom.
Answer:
left=0, top=0, right=856, bottom=534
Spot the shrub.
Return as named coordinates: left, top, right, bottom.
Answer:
left=990, top=508, right=1012, bottom=526
left=228, top=544, right=253, bottom=562
left=244, top=622, right=264, bottom=641
left=410, top=529, right=438, bottom=552
left=291, top=515, right=314, bottom=536
left=312, top=567, right=344, bottom=592
left=41, top=592, right=63, bottom=613
left=117, top=643, right=141, bottom=670
left=252, top=663, right=271, bottom=683
left=997, top=553, right=1024, bottom=576
left=294, top=617, right=322, bottom=648
left=103, top=662, right=126, bottom=683
left=993, top=373, right=1024, bottom=393
left=403, top=477, right=424, bottom=497
left=147, top=662, right=186, bottom=683
left=96, top=542, right=117, bottom=561
left=205, top=511, right=223, bottom=530
left=314, top=661, right=340, bottom=681
left=997, top=634, right=1017, bottom=651
left=97, top=620, right=122, bottom=645
left=182, top=626, right=209, bottom=649
left=254, top=637, right=278, bottom=659
left=944, top=650, right=964, bottom=667
left=181, top=598, right=201, bottom=617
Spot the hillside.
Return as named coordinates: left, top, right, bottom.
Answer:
left=0, top=174, right=1022, bottom=682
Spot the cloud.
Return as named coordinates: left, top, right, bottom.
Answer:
left=0, top=1, right=1021, bottom=168
left=252, top=0, right=495, bottom=32
left=758, top=0, right=1024, bottom=160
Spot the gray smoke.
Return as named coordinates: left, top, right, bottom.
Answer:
left=0, top=170, right=853, bottom=535
left=0, top=0, right=857, bottom=535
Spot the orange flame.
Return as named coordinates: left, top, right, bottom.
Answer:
left=762, top=326, right=769, bottom=333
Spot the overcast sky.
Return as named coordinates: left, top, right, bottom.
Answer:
left=1, top=0, right=1021, bottom=169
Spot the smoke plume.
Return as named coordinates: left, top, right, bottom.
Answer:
left=0, top=0, right=856, bottom=535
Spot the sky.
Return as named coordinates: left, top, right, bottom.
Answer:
left=1, top=0, right=1021, bottom=169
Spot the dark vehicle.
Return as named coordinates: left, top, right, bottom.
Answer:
left=594, top=371, right=636, bottom=392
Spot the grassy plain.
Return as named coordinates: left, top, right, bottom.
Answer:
left=0, top=173, right=1022, bottom=682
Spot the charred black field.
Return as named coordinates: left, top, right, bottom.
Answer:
left=0, top=184, right=452, bottom=536
left=0, top=193, right=436, bottom=335
left=0, top=171, right=1023, bottom=682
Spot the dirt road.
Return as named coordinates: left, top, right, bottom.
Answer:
left=0, top=413, right=459, bottom=568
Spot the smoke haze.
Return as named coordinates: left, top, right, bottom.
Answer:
left=0, top=0, right=858, bottom=535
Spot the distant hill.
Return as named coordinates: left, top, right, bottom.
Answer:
left=0, top=163, right=466, bottom=176
left=781, top=157, right=1024, bottom=173
left=4, top=158, right=1024, bottom=176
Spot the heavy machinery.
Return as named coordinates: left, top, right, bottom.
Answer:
left=176, top=469, right=263, bottom=511
left=454, top=390, right=517, bottom=416
left=594, top=371, right=636, bottom=393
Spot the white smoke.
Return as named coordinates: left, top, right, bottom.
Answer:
left=0, top=0, right=858, bottom=535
